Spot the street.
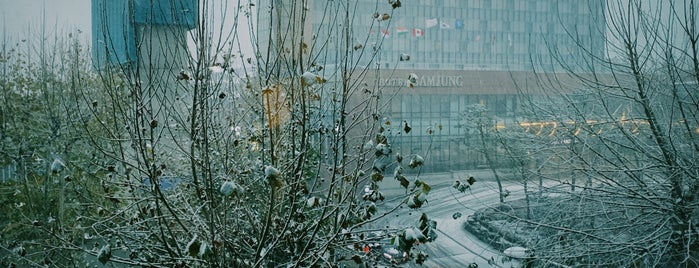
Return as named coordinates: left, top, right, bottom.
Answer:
left=371, top=169, right=554, bottom=267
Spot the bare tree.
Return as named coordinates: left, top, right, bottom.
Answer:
left=0, top=12, right=108, bottom=265
left=0, top=0, right=438, bottom=267
left=488, top=0, right=699, bottom=266
left=457, top=104, right=510, bottom=205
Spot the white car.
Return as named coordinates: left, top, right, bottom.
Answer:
left=503, top=246, right=532, bottom=259
left=382, top=246, right=408, bottom=264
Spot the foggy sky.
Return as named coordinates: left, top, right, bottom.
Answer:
left=0, top=1, right=687, bottom=65
left=0, top=0, right=91, bottom=40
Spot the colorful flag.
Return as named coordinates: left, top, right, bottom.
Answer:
left=425, top=18, right=438, bottom=29
left=380, top=29, right=390, bottom=38
left=439, top=21, right=450, bottom=29
left=455, top=19, right=464, bottom=29
left=396, top=26, right=409, bottom=35
left=412, top=28, right=424, bottom=37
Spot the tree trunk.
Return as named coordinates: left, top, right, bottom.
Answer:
left=478, top=123, right=504, bottom=204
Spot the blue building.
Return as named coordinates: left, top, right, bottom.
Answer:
left=91, top=0, right=197, bottom=69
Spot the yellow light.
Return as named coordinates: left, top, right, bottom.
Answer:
left=547, top=122, right=557, bottom=136
left=535, top=125, right=543, bottom=136
left=495, top=121, right=505, bottom=130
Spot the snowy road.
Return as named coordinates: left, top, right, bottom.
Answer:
left=373, top=170, right=558, bottom=267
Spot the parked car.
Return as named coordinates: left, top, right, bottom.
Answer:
left=381, top=246, right=409, bottom=264
left=503, top=246, right=533, bottom=259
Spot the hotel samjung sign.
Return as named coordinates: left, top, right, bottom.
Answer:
left=379, top=75, right=464, bottom=87
left=371, top=70, right=579, bottom=95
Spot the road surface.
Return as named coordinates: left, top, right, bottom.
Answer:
left=369, top=169, right=559, bottom=267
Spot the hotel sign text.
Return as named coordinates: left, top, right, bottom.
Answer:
left=379, top=75, right=463, bottom=87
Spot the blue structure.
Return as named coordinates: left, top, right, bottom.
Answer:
left=91, top=0, right=198, bottom=69
left=142, top=176, right=189, bottom=191
left=133, top=0, right=198, bottom=27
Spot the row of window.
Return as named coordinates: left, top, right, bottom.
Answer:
left=403, top=0, right=598, bottom=15
left=417, top=53, right=540, bottom=66
left=391, top=94, right=519, bottom=118
left=306, top=1, right=603, bottom=71
left=391, top=3, right=600, bottom=21
left=382, top=31, right=571, bottom=46
left=344, top=2, right=600, bottom=28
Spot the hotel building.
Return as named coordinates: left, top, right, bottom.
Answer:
left=260, top=0, right=606, bottom=171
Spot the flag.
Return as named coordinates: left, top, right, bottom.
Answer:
left=425, top=18, right=438, bottom=29
left=439, top=21, right=450, bottom=29
left=380, top=29, right=390, bottom=38
left=455, top=19, right=464, bottom=29
left=412, top=28, right=424, bottom=37
left=396, top=26, right=409, bottom=35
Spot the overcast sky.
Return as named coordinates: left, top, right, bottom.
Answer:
left=0, top=0, right=91, bottom=40
left=1, top=0, right=686, bottom=66
left=0, top=0, right=254, bottom=63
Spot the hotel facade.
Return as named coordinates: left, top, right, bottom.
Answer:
left=260, top=0, right=606, bottom=171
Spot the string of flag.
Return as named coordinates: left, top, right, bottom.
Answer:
left=370, top=17, right=511, bottom=46
left=377, top=18, right=470, bottom=38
